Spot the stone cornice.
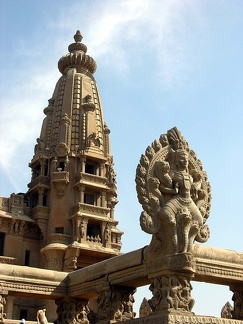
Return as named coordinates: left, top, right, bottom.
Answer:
left=0, top=264, right=68, bottom=298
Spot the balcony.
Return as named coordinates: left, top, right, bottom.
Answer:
left=28, top=175, right=50, bottom=191
left=74, top=172, right=107, bottom=189
left=48, top=233, right=71, bottom=245
left=72, top=203, right=110, bottom=218
left=52, top=171, right=69, bottom=198
left=31, top=205, right=50, bottom=219
left=0, top=256, right=17, bottom=265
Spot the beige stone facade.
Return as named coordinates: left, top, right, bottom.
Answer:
left=0, top=32, right=242, bottom=323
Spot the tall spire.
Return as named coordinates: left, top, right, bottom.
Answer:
left=27, top=32, right=123, bottom=271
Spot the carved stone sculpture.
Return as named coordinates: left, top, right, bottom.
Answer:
left=55, top=298, right=89, bottom=324
left=96, top=286, right=136, bottom=323
left=148, top=275, right=194, bottom=314
left=221, top=301, right=233, bottom=319
left=37, top=308, right=48, bottom=324
left=139, top=298, right=152, bottom=317
left=0, top=294, right=6, bottom=322
left=136, top=127, right=211, bottom=256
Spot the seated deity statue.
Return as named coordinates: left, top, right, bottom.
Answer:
left=136, top=127, right=211, bottom=255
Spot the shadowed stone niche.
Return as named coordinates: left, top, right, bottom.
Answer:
left=136, top=127, right=211, bottom=316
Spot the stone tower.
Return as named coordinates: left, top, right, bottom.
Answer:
left=27, top=31, right=123, bottom=271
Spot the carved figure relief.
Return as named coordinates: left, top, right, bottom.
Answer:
left=104, top=223, right=110, bottom=243
left=136, top=127, right=211, bottom=255
left=0, top=295, right=6, bottom=321
left=55, top=298, right=89, bottom=324
left=148, top=275, right=194, bottom=314
left=106, top=156, right=117, bottom=186
left=97, top=286, right=136, bottom=322
left=35, top=138, right=45, bottom=153
left=87, top=133, right=100, bottom=147
left=56, top=142, right=69, bottom=157
left=64, top=246, right=80, bottom=271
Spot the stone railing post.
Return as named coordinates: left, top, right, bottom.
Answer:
left=55, top=297, right=89, bottom=324
left=146, top=253, right=195, bottom=316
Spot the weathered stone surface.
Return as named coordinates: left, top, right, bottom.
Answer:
left=121, top=314, right=243, bottom=324
left=136, top=127, right=211, bottom=257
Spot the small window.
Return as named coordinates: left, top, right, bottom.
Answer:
left=84, top=193, right=95, bottom=205
left=55, top=227, right=64, bottom=234
left=0, top=233, right=5, bottom=256
left=59, top=161, right=65, bottom=171
left=43, top=195, right=47, bottom=207
left=24, top=250, right=30, bottom=266
left=87, top=224, right=101, bottom=238
left=20, top=310, right=27, bottom=321
left=85, top=164, right=95, bottom=174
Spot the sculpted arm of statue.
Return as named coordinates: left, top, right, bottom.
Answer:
left=159, top=183, right=178, bottom=195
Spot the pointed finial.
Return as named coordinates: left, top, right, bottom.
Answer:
left=74, top=30, right=83, bottom=43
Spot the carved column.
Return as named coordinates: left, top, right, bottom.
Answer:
left=37, top=187, right=44, bottom=205
left=80, top=156, right=86, bottom=173
left=40, top=159, right=46, bottom=176
left=96, top=284, right=136, bottom=323
left=0, top=293, right=7, bottom=323
left=99, top=162, right=105, bottom=177
left=101, top=191, right=107, bottom=208
left=79, top=185, right=85, bottom=203
left=231, top=285, right=243, bottom=320
left=5, top=296, right=14, bottom=319
left=55, top=297, right=89, bottom=324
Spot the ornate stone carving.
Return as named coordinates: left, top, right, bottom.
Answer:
left=136, top=127, right=211, bottom=256
left=148, top=274, right=194, bottom=314
left=87, top=132, right=100, bottom=148
left=35, top=137, right=45, bottom=153
left=139, top=298, right=152, bottom=317
left=97, top=285, right=136, bottom=323
left=52, top=171, right=69, bottom=198
left=221, top=301, right=233, bottom=319
left=64, top=243, right=80, bottom=272
left=56, top=142, right=69, bottom=157
left=55, top=297, right=89, bottom=324
left=0, top=294, right=6, bottom=322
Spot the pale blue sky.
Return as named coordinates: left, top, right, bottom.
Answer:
left=0, top=0, right=243, bottom=317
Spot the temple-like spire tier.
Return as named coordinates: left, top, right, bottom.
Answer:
left=58, top=31, right=97, bottom=75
